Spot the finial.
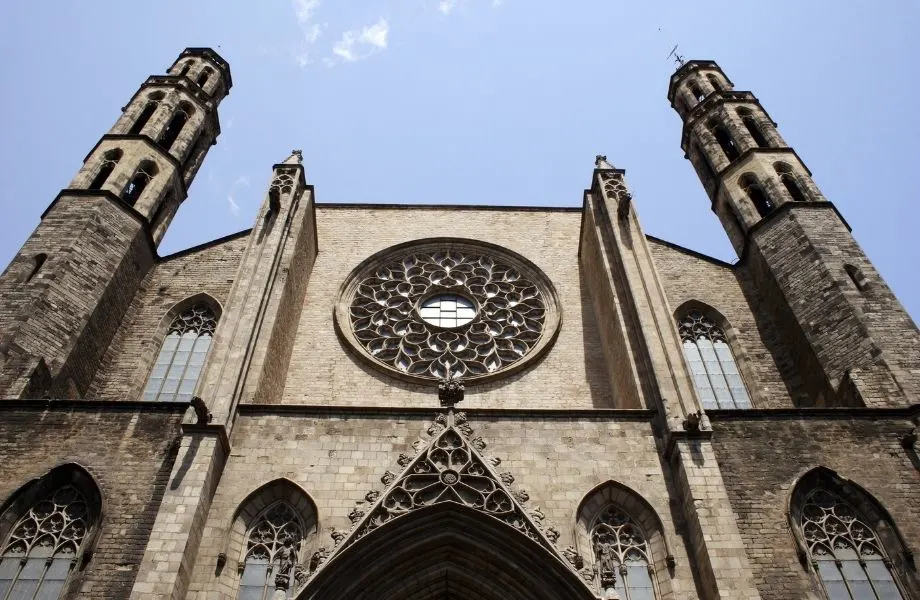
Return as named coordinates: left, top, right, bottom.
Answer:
left=595, top=155, right=615, bottom=170
left=283, top=149, right=303, bottom=165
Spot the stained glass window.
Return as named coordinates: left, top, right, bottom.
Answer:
left=678, top=310, right=751, bottom=410
left=239, top=503, right=304, bottom=600
left=0, top=485, right=91, bottom=600
left=802, top=490, right=905, bottom=600
left=142, top=304, right=217, bottom=402
left=418, top=294, right=477, bottom=328
left=591, top=506, right=657, bottom=600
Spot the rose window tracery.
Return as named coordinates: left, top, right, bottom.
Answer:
left=336, top=240, right=560, bottom=384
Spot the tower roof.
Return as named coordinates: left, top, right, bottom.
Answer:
left=667, top=59, right=733, bottom=102
left=177, top=47, right=232, bottom=90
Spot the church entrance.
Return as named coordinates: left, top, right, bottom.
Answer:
left=296, top=504, right=596, bottom=600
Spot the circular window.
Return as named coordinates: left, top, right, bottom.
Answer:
left=334, top=239, right=561, bottom=385
left=418, top=294, right=477, bottom=328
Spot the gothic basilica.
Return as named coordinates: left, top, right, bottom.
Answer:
left=0, top=47, right=917, bottom=600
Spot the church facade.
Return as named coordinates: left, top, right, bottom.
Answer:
left=0, top=47, right=917, bottom=600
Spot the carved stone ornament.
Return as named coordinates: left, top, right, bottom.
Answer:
left=364, top=490, right=380, bottom=503
left=501, top=472, right=515, bottom=486
left=331, top=419, right=556, bottom=558
left=347, top=507, right=365, bottom=524
left=334, top=239, right=561, bottom=385
left=438, top=373, right=465, bottom=406
left=397, top=453, right=411, bottom=467
left=309, top=547, right=329, bottom=573
left=381, top=471, right=396, bottom=486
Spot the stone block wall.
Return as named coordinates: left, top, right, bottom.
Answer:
left=88, top=233, right=248, bottom=400
left=281, top=206, right=613, bottom=409
left=186, top=410, right=703, bottom=599
left=710, top=414, right=920, bottom=599
left=0, top=402, right=184, bottom=599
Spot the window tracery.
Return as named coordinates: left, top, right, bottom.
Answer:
left=591, top=506, right=657, bottom=599
left=0, top=485, right=91, bottom=600
left=239, top=503, right=305, bottom=600
left=678, top=310, right=751, bottom=409
left=142, top=303, right=217, bottom=402
left=802, top=490, right=905, bottom=600
left=339, top=243, right=560, bottom=383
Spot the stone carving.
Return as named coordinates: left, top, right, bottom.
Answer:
left=330, top=529, right=347, bottom=546
left=427, top=422, right=444, bottom=436
left=274, top=536, right=297, bottom=589
left=563, top=546, right=584, bottom=570
left=471, top=437, right=486, bottom=451
left=513, top=489, right=529, bottom=503
left=529, top=506, right=545, bottom=525
left=411, top=439, right=428, bottom=453
left=346, top=248, right=552, bottom=381
left=500, top=472, right=515, bottom=485
left=802, top=490, right=888, bottom=564
left=347, top=507, right=364, bottom=524
left=309, top=547, right=328, bottom=573
left=381, top=471, right=396, bottom=485
left=270, top=172, right=295, bottom=195
left=347, top=426, right=549, bottom=550
left=365, top=490, right=380, bottom=503
left=489, top=456, right=502, bottom=467
left=454, top=411, right=473, bottom=436
left=591, top=506, right=652, bottom=591
left=397, top=453, right=411, bottom=467
left=243, top=503, right=304, bottom=590
left=438, top=373, right=465, bottom=406
left=546, top=526, right=560, bottom=544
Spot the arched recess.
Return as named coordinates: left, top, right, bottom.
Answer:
left=223, top=479, right=318, bottom=597
left=673, top=300, right=756, bottom=410
left=0, top=463, right=103, bottom=600
left=299, top=503, right=595, bottom=600
left=139, top=293, right=223, bottom=402
left=787, top=466, right=918, bottom=599
left=575, top=480, right=675, bottom=598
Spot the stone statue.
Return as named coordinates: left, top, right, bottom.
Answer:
left=274, top=535, right=298, bottom=590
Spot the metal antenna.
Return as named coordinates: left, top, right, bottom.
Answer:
left=666, top=44, right=686, bottom=67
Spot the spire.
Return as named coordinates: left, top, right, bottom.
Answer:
left=594, top=154, right=616, bottom=170
left=283, top=149, right=303, bottom=165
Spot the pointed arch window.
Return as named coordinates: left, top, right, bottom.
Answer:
left=591, top=506, right=657, bottom=599
left=740, top=173, right=775, bottom=217
left=775, top=162, right=809, bottom=203
left=239, top=503, right=305, bottom=600
left=128, top=92, right=163, bottom=136
left=142, top=303, right=217, bottom=402
left=802, top=490, right=906, bottom=600
left=738, top=108, right=769, bottom=148
left=678, top=310, right=751, bottom=409
left=708, top=119, right=740, bottom=162
left=122, top=161, right=157, bottom=207
left=88, top=148, right=122, bottom=190
left=0, top=485, right=92, bottom=600
left=707, top=73, right=723, bottom=91
left=159, top=103, right=193, bottom=152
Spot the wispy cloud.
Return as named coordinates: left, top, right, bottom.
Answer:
left=332, top=18, right=389, bottom=62
left=292, top=0, right=326, bottom=67
left=438, top=0, right=459, bottom=14
left=226, top=175, right=251, bottom=217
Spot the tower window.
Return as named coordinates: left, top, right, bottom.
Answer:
left=738, top=108, right=769, bottom=148
left=774, top=162, right=809, bottom=202
left=690, top=82, right=705, bottom=104
left=128, top=92, right=163, bottom=136
left=159, top=103, right=193, bottom=152
left=708, top=119, right=739, bottom=162
left=122, top=161, right=158, bottom=206
left=692, top=143, right=718, bottom=185
left=801, top=490, right=905, bottom=600
left=178, top=62, right=191, bottom=77
left=678, top=310, right=751, bottom=409
left=25, top=253, right=48, bottom=283
left=844, top=264, right=870, bottom=291
left=197, top=67, right=213, bottom=88
left=707, top=73, right=723, bottom=91
left=591, top=505, right=658, bottom=598
left=88, top=148, right=122, bottom=190
left=142, top=303, right=217, bottom=402
left=739, top=173, right=774, bottom=217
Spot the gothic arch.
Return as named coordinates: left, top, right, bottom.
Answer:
left=673, top=300, right=756, bottom=409
left=575, top=480, right=674, bottom=596
left=299, top=502, right=595, bottom=600
left=223, top=479, right=319, bottom=581
left=0, top=463, right=103, bottom=599
left=787, top=466, right=918, bottom=598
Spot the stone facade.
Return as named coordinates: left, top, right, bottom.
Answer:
left=0, top=49, right=916, bottom=600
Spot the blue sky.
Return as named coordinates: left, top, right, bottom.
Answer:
left=1, top=1, right=918, bottom=319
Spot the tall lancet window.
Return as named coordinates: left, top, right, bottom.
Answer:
left=239, top=503, right=305, bottom=600
left=678, top=310, right=751, bottom=409
left=142, top=303, right=217, bottom=402
left=0, top=485, right=92, bottom=599
left=591, top=506, right=657, bottom=599
left=802, top=490, right=905, bottom=600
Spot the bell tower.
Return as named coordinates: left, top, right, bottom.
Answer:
left=0, top=47, right=231, bottom=399
left=668, top=60, right=920, bottom=407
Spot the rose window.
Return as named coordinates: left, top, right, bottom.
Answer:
left=335, top=239, right=561, bottom=384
